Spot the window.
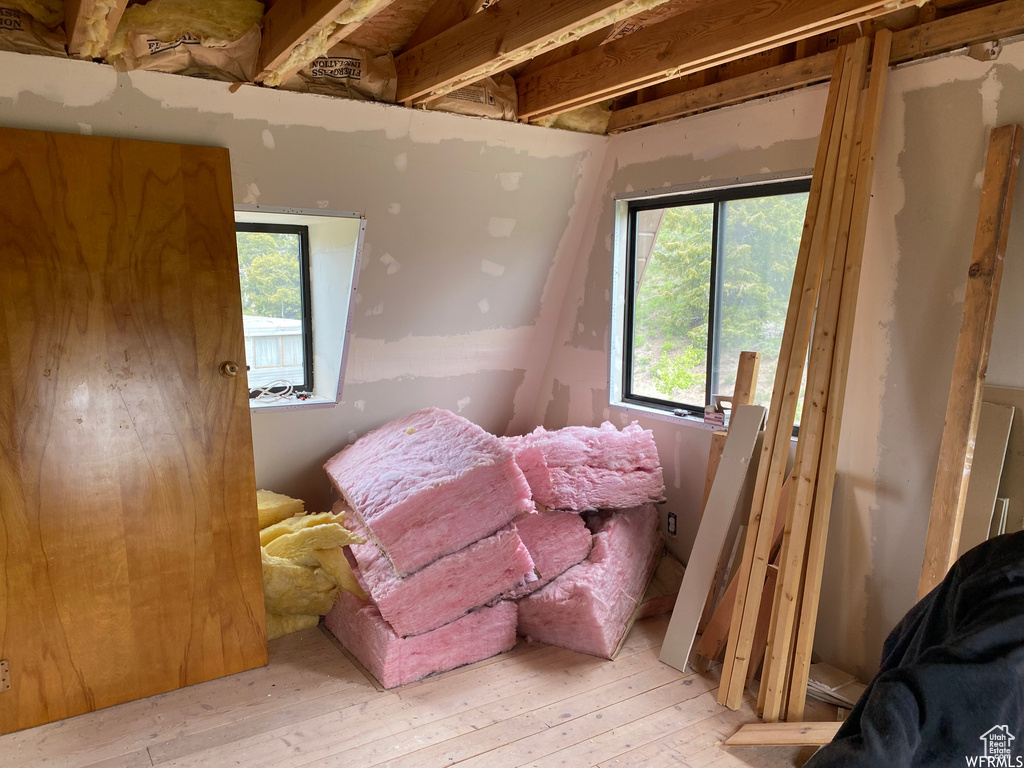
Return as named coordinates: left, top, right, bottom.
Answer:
left=236, top=223, right=313, bottom=396
left=619, top=178, right=810, bottom=417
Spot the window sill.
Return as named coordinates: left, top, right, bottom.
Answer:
left=249, top=395, right=337, bottom=413
left=609, top=401, right=720, bottom=431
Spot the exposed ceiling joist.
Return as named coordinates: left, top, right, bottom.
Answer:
left=394, top=0, right=644, bottom=104
left=607, top=51, right=838, bottom=133
left=402, top=0, right=489, bottom=52
left=516, top=0, right=915, bottom=120
left=256, top=0, right=402, bottom=85
left=64, top=0, right=129, bottom=59
left=608, top=0, right=1024, bottom=133
left=258, top=0, right=354, bottom=79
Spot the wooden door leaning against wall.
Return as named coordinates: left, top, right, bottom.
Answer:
left=0, top=128, right=267, bottom=734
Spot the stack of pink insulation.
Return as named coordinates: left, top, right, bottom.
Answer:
left=323, top=407, right=536, bottom=688
left=506, top=421, right=666, bottom=659
left=517, top=504, right=661, bottom=658
left=503, top=422, right=665, bottom=511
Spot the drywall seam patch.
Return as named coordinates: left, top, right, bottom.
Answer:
left=345, top=327, right=537, bottom=383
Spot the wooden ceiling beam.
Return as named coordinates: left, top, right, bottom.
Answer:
left=394, top=0, right=641, bottom=104
left=607, top=51, right=838, bottom=133
left=402, top=0, right=490, bottom=52
left=64, top=0, right=129, bottom=59
left=516, top=0, right=908, bottom=120
left=608, top=0, right=1024, bottom=133
left=257, top=0, right=402, bottom=84
left=258, top=0, right=355, bottom=78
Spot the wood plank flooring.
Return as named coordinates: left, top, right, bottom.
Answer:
left=0, top=616, right=834, bottom=767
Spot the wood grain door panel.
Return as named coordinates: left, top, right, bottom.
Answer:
left=0, top=128, right=267, bottom=734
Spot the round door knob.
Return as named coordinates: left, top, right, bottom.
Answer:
left=220, top=361, right=240, bottom=378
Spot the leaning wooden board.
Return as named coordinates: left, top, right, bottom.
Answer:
left=659, top=404, right=766, bottom=673
left=0, top=128, right=267, bottom=733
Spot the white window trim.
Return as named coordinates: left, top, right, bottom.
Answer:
left=235, top=204, right=366, bottom=412
left=608, top=169, right=812, bottom=428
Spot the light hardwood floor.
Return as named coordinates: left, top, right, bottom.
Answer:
left=0, top=615, right=833, bottom=767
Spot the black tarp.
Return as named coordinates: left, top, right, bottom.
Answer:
left=806, top=531, right=1024, bottom=768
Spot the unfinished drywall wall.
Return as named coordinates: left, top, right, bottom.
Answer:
left=821, top=43, right=1024, bottom=680
left=0, top=51, right=606, bottom=511
left=538, top=42, right=1024, bottom=679
left=531, top=88, right=824, bottom=564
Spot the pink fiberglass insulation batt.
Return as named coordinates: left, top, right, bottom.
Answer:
left=324, top=588, right=518, bottom=689
left=503, top=422, right=665, bottom=512
left=324, top=407, right=534, bottom=576
left=343, top=511, right=536, bottom=637
left=517, top=504, right=662, bottom=659
left=506, top=510, right=592, bottom=600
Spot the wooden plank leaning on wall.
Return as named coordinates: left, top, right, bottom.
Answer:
left=717, top=38, right=855, bottom=713
left=719, top=30, right=893, bottom=719
left=918, top=122, right=1024, bottom=598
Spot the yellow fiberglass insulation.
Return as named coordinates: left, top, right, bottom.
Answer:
left=262, top=549, right=339, bottom=616
left=256, top=489, right=305, bottom=529
left=259, top=512, right=345, bottom=547
left=108, top=0, right=263, bottom=58
left=266, top=612, right=319, bottom=641
left=263, top=523, right=363, bottom=567
left=261, top=0, right=390, bottom=87
left=535, top=102, right=613, bottom=135
left=314, top=547, right=368, bottom=600
left=4, top=0, right=61, bottom=27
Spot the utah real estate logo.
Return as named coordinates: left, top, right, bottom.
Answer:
left=966, top=725, right=1022, bottom=767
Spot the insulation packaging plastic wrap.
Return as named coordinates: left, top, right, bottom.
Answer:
left=0, top=3, right=65, bottom=57
left=106, top=0, right=263, bottom=81
left=325, top=587, right=518, bottom=689
left=324, top=407, right=533, bottom=576
left=343, top=509, right=535, bottom=637
left=517, top=504, right=662, bottom=659
left=505, top=509, right=592, bottom=599
left=280, top=42, right=397, bottom=102
left=503, top=422, right=665, bottom=511
left=427, top=74, right=517, bottom=121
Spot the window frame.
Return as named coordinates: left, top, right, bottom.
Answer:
left=616, top=174, right=812, bottom=419
left=235, top=221, right=315, bottom=398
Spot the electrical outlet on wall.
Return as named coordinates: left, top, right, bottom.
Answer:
left=667, top=512, right=677, bottom=536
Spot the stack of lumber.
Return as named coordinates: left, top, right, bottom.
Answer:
left=508, top=422, right=666, bottom=659
left=256, top=490, right=366, bottom=640
left=322, top=407, right=536, bottom=689
left=714, top=31, right=894, bottom=723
